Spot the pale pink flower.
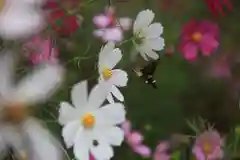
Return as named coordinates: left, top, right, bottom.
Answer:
left=209, top=54, right=231, bottom=78
left=121, top=120, right=151, bottom=158
left=23, top=36, right=59, bottom=65
left=192, top=130, right=224, bottom=160
left=93, top=6, right=132, bottom=42
left=179, top=20, right=219, bottom=61
left=153, top=141, right=170, bottom=160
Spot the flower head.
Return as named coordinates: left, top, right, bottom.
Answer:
left=93, top=6, right=132, bottom=43
left=153, top=141, right=170, bottom=160
left=0, top=0, right=45, bottom=39
left=192, top=130, right=224, bottom=160
left=179, top=20, right=219, bottom=61
left=204, top=0, right=232, bottom=17
left=23, top=36, right=59, bottom=65
left=133, top=9, right=164, bottom=61
left=58, top=80, right=126, bottom=160
left=121, top=120, right=151, bottom=158
left=98, top=42, right=128, bottom=103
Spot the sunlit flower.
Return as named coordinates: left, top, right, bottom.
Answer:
left=179, top=20, right=219, bottom=61
left=23, top=36, right=59, bottom=65
left=192, top=129, right=224, bottom=160
left=133, top=9, right=164, bottom=61
left=58, top=80, right=126, bottom=160
left=121, top=120, right=151, bottom=158
left=98, top=42, right=128, bottom=103
left=0, top=50, right=64, bottom=160
left=203, top=0, right=232, bottom=17
left=93, top=6, right=132, bottom=43
left=0, top=0, right=46, bottom=40
left=153, top=141, right=170, bottom=160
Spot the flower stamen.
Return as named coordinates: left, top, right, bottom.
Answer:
left=102, top=68, right=112, bottom=80
left=203, top=141, right=212, bottom=153
left=192, top=32, right=202, bottom=42
left=81, top=112, right=95, bottom=129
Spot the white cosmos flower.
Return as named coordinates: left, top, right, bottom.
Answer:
left=0, top=0, right=46, bottom=40
left=58, top=80, right=126, bottom=160
left=0, top=50, right=64, bottom=160
left=98, top=42, right=128, bottom=103
left=133, top=9, right=165, bottom=61
left=0, top=118, right=63, bottom=160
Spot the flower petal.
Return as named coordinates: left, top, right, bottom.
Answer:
left=13, top=62, right=64, bottom=105
left=200, top=34, right=218, bottom=56
left=99, top=42, right=115, bottom=69
left=90, top=142, right=114, bottom=160
left=128, top=132, right=143, bottom=145
left=133, top=9, right=154, bottom=34
left=58, top=102, right=78, bottom=125
left=145, top=37, right=165, bottom=51
left=97, top=126, right=124, bottom=146
left=192, top=146, right=205, bottom=160
left=71, top=80, right=88, bottom=108
left=102, top=27, right=123, bottom=43
left=99, top=43, right=122, bottom=71
left=111, top=85, right=124, bottom=102
left=139, top=45, right=159, bottom=60
left=73, top=131, right=91, bottom=160
left=182, top=43, right=198, bottom=61
left=110, top=69, right=128, bottom=87
left=22, top=118, right=63, bottom=160
left=95, top=103, right=126, bottom=127
left=93, top=15, right=111, bottom=28
left=62, top=120, right=81, bottom=148
left=88, top=82, right=111, bottom=109
left=118, top=17, right=132, bottom=31
left=106, top=93, right=115, bottom=104
left=133, top=145, right=151, bottom=158
left=121, top=120, right=131, bottom=135
left=143, top=23, right=163, bottom=38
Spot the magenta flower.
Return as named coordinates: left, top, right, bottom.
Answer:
left=179, top=20, right=219, bottom=61
left=121, top=120, right=151, bottom=158
left=93, top=6, right=132, bottom=42
left=192, top=130, right=224, bottom=160
left=23, top=36, right=59, bottom=65
left=153, top=141, right=170, bottom=160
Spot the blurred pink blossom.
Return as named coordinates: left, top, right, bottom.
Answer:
left=121, top=120, right=151, bottom=158
left=23, top=36, right=59, bottom=65
left=210, top=54, right=231, bottom=78
left=153, top=141, right=170, bottom=160
left=179, top=20, right=219, bottom=61
left=93, top=6, right=132, bottom=43
left=192, top=129, right=224, bottom=160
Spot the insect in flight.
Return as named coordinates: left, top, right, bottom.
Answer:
left=132, top=59, right=160, bottom=89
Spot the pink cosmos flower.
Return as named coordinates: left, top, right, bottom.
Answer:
left=192, top=130, right=224, bottom=160
left=93, top=6, right=132, bottom=42
left=23, top=36, right=59, bottom=65
left=121, top=120, right=151, bottom=158
left=179, top=20, right=219, bottom=61
left=204, top=0, right=232, bottom=17
left=153, top=141, right=170, bottom=160
left=209, top=54, right=231, bottom=78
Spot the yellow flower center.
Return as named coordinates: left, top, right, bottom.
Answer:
left=4, top=104, right=28, bottom=123
left=102, top=68, right=112, bottom=80
left=192, top=32, right=202, bottom=42
left=203, top=141, right=212, bottom=153
left=81, top=113, right=95, bottom=129
left=20, top=150, right=28, bottom=160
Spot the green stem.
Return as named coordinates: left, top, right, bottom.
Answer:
left=234, top=136, right=239, bottom=153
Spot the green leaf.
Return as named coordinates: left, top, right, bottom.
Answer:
left=171, top=151, right=181, bottom=160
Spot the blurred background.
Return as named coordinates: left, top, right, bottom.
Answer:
left=24, top=0, right=240, bottom=159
